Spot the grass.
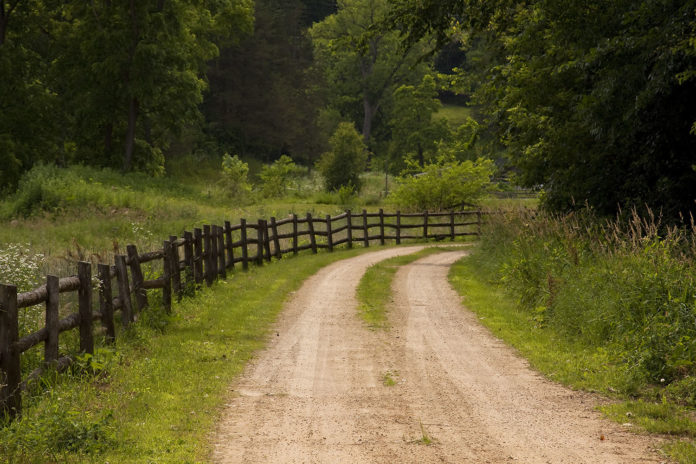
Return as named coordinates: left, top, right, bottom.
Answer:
left=356, top=247, right=452, bottom=329
left=382, top=370, right=399, bottom=387
left=599, top=401, right=696, bottom=437
left=415, top=420, right=435, bottom=446
left=0, top=164, right=391, bottom=283
left=434, top=104, right=476, bottom=128
left=0, top=246, right=375, bottom=463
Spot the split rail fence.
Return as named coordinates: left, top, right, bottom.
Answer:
left=0, top=208, right=481, bottom=420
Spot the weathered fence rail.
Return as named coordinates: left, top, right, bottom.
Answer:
left=0, top=208, right=480, bottom=420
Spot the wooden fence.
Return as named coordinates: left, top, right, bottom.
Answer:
left=0, top=208, right=481, bottom=420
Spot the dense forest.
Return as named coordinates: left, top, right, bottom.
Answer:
left=1, top=0, right=695, bottom=220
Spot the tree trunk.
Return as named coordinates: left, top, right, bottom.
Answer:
left=0, top=7, right=8, bottom=46
left=123, top=97, right=138, bottom=172
left=0, top=18, right=6, bottom=45
left=362, top=97, right=376, bottom=145
left=104, top=123, right=113, bottom=157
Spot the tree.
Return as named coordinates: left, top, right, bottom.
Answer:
left=317, top=122, right=367, bottom=191
left=390, top=0, right=696, bottom=221
left=388, top=74, right=450, bottom=169
left=0, top=1, right=62, bottom=191
left=309, top=0, right=433, bottom=149
left=389, top=155, right=495, bottom=211
left=53, top=1, right=253, bottom=173
left=204, top=0, right=322, bottom=163
left=220, top=153, right=252, bottom=199
left=259, top=155, right=304, bottom=197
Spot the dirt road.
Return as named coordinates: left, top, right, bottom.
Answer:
left=212, top=249, right=665, bottom=463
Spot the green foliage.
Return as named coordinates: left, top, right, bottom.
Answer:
left=392, top=0, right=696, bottom=222
left=0, top=0, right=254, bottom=181
left=388, top=74, right=451, bottom=171
left=220, top=154, right=252, bottom=200
left=317, top=122, right=368, bottom=192
left=309, top=0, right=433, bottom=148
left=259, top=155, right=304, bottom=198
left=471, top=209, right=696, bottom=390
left=205, top=0, right=322, bottom=162
left=0, top=405, right=114, bottom=459
left=389, top=156, right=495, bottom=211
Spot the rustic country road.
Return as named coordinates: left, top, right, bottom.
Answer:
left=212, top=248, right=665, bottom=463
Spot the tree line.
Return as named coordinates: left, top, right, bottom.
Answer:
left=390, top=0, right=696, bottom=220
left=2, top=0, right=695, bottom=221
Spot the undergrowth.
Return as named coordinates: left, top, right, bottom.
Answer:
left=449, top=208, right=696, bottom=462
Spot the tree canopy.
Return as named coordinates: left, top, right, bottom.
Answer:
left=390, top=0, right=696, bottom=220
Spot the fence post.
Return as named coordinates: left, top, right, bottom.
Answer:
left=379, top=209, right=385, bottom=245
left=207, top=225, right=218, bottom=285
left=292, top=214, right=298, bottom=255
left=346, top=209, right=353, bottom=248
left=127, top=244, right=148, bottom=312
left=423, top=211, right=429, bottom=240
left=477, top=209, right=482, bottom=236
left=362, top=209, right=369, bottom=247
left=326, top=215, right=333, bottom=252
left=262, top=220, right=272, bottom=262
left=45, top=275, right=60, bottom=364
left=216, top=226, right=227, bottom=279
left=396, top=210, right=401, bottom=245
left=170, top=235, right=183, bottom=298
left=203, top=225, right=214, bottom=286
left=256, top=219, right=264, bottom=265
left=307, top=213, right=317, bottom=254
left=270, top=217, right=281, bottom=259
left=183, top=231, right=194, bottom=291
left=98, top=264, right=115, bottom=343
left=115, top=255, right=133, bottom=327
left=0, top=284, right=21, bottom=420
left=78, top=261, right=94, bottom=355
left=193, top=228, right=203, bottom=285
left=224, top=221, right=235, bottom=270
left=450, top=211, right=456, bottom=241
left=240, top=219, right=249, bottom=270
left=162, top=240, right=172, bottom=313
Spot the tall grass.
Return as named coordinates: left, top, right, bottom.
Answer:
left=472, top=208, right=696, bottom=402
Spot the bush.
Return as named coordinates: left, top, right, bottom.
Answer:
left=259, top=155, right=303, bottom=198
left=219, top=154, right=252, bottom=200
left=389, top=155, right=495, bottom=211
left=317, top=122, right=367, bottom=192
left=474, top=208, right=696, bottom=390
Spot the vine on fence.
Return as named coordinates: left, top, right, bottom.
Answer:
left=0, top=209, right=480, bottom=421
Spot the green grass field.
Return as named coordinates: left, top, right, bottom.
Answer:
left=434, top=104, right=476, bottom=128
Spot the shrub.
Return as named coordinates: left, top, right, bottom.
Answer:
left=259, top=155, right=303, bottom=198
left=219, top=153, right=252, bottom=200
left=317, top=122, right=367, bottom=193
left=474, top=208, right=696, bottom=390
left=389, top=155, right=495, bottom=211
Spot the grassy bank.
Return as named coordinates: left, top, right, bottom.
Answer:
left=0, top=163, right=390, bottom=287
left=0, top=246, right=376, bottom=463
left=448, top=210, right=696, bottom=462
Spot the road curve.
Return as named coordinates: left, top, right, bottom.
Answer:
left=212, top=249, right=665, bottom=463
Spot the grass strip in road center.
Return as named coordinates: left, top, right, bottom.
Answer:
left=356, top=246, right=463, bottom=329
